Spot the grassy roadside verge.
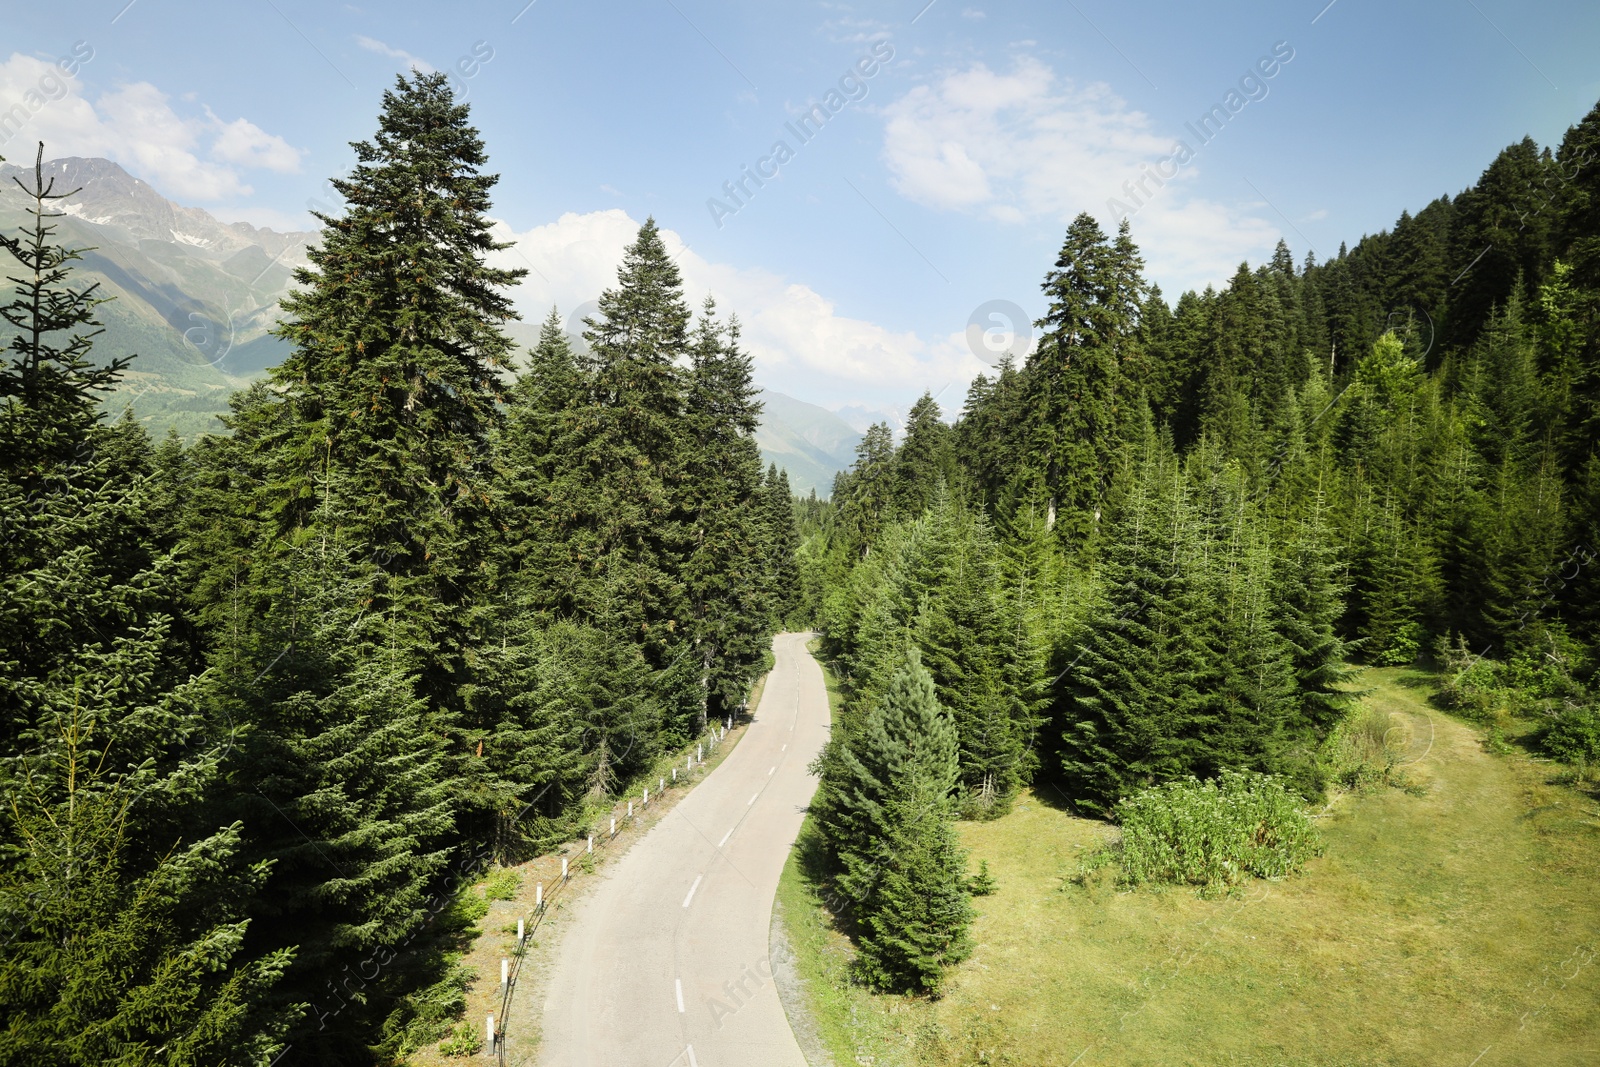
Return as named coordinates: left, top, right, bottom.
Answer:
left=772, top=664, right=1600, bottom=1066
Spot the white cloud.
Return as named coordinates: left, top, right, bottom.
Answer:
left=879, top=56, right=1283, bottom=293
left=355, top=35, right=435, bottom=74
left=487, top=210, right=991, bottom=409
left=209, top=112, right=302, bottom=172
left=0, top=53, right=302, bottom=200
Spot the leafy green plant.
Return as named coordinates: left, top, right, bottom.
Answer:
left=483, top=868, right=521, bottom=902
left=457, top=893, right=490, bottom=924
left=438, top=1019, right=483, bottom=1056
left=1086, top=772, right=1322, bottom=895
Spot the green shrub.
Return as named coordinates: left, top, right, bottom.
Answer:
left=483, top=867, right=521, bottom=901
left=1436, top=630, right=1592, bottom=724
left=1102, top=771, right=1322, bottom=894
left=1373, top=621, right=1425, bottom=666
left=1328, top=703, right=1402, bottom=790
left=438, top=1020, right=482, bottom=1056
left=1545, top=704, right=1600, bottom=765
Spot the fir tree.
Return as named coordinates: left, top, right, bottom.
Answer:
left=680, top=301, right=770, bottom=725
left=537, top=219, right=691, bottom=663
left=852, top=778, right=974, bottom=997
left=1020, top=213, right=1143, bottom=548
left=268, top=70, right=524, bottom=710
left=810, top=651, right=959, bottom=913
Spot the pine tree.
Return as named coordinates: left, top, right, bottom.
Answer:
left=1019, top=213, right=1143, bottom=548
left=852, top=778, right=974, bottom=996
left=268, top=71, right=524, bottom=710
left=810, top=651, right=959, bottom=912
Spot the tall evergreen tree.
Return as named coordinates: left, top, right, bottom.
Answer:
left=681, top=300, right=770, bottom=724
left=1018, top=213, right=1143, bottom=547
left=536, top=219, right=691, bottom=664
left=268, top=71, right=524, bottom=710
left=0, top=144, right=289, bottom=1065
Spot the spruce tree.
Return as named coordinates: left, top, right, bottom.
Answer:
left=0, top=144, right=131, bottom=484
left=0, top=144, right=289, bottom=1064
left=1271, top=493, right=1358, bottom=739
left=680, top=300, right=770, bottom=724
left=853, top=778, right=974, bottom=996
left=810, top=651, right=959, bottom=912
left=268, top=70, right=524, bottom=709
left=761, top=464, right=803, bottom=628
left=1059, top=451, right=1209, bottom=812
left=891, top=393, right=955, bottom=520
left=537, top=220, right=691, bottom=664
left=1020, top=213, right=1142, bottom=548
left=915, top=491, right=1035, bottom=814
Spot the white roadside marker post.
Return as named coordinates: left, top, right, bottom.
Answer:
left=486, top=1015, right=495, bottom=1053
left=516, top=917, right=524, bottom=943
left=536, top=882, right=542, bottom=911
left=501, top=958, right=509, bottom=988
left=561, top=856, right=568, bottom=881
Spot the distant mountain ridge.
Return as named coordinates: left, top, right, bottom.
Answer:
left=0, top=156, right=314, bottom=435
left=14, top=156, right=313, bottom=259
left=753, top=391, right=861, bottom=496
left=0, top=156, right=859, bottom=493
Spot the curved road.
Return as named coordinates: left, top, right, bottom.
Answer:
left=535, top=632, right=831, bottom=1067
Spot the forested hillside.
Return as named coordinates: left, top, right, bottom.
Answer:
left=5, top=47, right=1600, bottom=1066
left=0, top=74, right=799, bottom=1065
left=797, top=97, right=1600, bottom=989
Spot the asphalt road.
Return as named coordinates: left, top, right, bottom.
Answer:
left=535, top=631, right=832, bottom=1067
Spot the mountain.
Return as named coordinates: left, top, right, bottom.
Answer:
left=754, top=391, right=862, bottom=497
left=0, top=156, right=314, bottom=437
left=0, top=157, right=860, bottom=493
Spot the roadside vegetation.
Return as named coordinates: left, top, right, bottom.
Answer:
left=778, top=667, right=1600, bottom=1066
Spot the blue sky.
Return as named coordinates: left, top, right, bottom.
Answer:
left=2, top=0, right=1597, bottom=420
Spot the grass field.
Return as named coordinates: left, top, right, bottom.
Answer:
left=775, top=668, right=1600, bottom=1067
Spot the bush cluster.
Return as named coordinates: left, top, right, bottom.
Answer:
left=1104, top=771, right=1323, bottom=893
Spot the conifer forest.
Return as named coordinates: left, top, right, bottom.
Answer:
left=4, top=35, right=1600, bottom=1067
